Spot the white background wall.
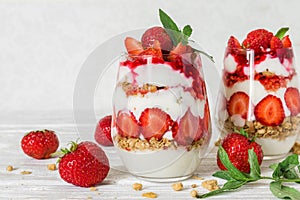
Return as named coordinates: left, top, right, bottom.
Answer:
left=1, top=0, right=300, bottom=113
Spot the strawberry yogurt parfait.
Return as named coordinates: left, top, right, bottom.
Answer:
left=217, top=28, right=300, bottom=159
left=111, top=10, right=212, bottom=181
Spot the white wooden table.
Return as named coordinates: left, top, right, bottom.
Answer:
left=1, top=111, right=299, bottom=199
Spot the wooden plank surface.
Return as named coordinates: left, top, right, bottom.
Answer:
left=0, top=111, right=299, bottom=199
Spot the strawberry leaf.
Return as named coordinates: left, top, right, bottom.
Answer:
left=270, top=181, right=300, bottom=200
left=275, top=27, right=289, bottom=40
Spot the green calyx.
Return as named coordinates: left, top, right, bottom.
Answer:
left=197, top=148, right=300, bottom=199
left=158, top=9, right=214, bottom=62
left=53, top=140, right=79, bottom=162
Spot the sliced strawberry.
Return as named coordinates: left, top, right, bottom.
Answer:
left=172, top=109, right=201, bottom=146
left=282, top=35, right=292, bottom=48
left=139, top=108, right=172, bottom=140
left=116, top=111, right=140, bottom=138
left=227, top=92, right=249, bottom=119
left=168, top=42, right=193, bottom=62
left=124, top=37, right=144, bottom=55
left=270, top=36, right=283, bottom=50
left=284, top=87, right=300, bottom=116
left=254, top=95, right=285, bottom=126
left=227, top=36, right=241, bottom=49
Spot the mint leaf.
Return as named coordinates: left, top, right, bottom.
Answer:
left=159, top=9, right=180, bottom=32
left=213, top=171, right=234, bottom=181
left=275, top=27, right=289, bottom=40
left=218, top=146, right=247, bottom=181
left=270, top=181, right=300, bottom=200
left=182, top=25, right=192, bottom=37
left=159, top=9, right=182, bottom=45
left=270, top=163, right=279, bottom=171
left=272, top=154, right=299, bottom=179
left=248, top=149, right=261, bottom=180
left=198, top=180, right=247, bottom=198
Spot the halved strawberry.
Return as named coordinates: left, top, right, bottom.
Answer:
left=270, top=36, right=283, bottom=50
left=227, top=92, right=250, bottom=119
left=124, top=37, right=144, bottom=55
left=282, top=35, right=292, bottom=48
left=254, top=95, right=285, bottom=126
left=116, top=111, right=140, bottom=138
left=168, top=42, right=193, bottom=62
left=284, top=87, right=300, bottom=116
left=141, top=26, right=173, bottom=51
left=172, top=109, right=202, bottom=146
left=139, top=108, right=172, bottom=140
left=227, top=36, right=241, bottom=49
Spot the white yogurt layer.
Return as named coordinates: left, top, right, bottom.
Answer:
left=115, top=62, right=205, bottom=121
left=116, top=147, right=202, bottom=179
left=255, top=134, right=298, bottom=156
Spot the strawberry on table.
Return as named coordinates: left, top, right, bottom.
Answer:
left=94, top=115, right=113, bottom=146
left=284, top=87, right=300, bottom=116
left=139, top=108, right=172, bottom=140
left=254, top=94, right=285, bottom=126
left=21, top=129, right=59, bottom=159
left=217, top=130, right=263, bottom=173
left=58, top=141, right=109, bottom=187
left=116, top=111, right=140, bottom=138
left=227, top=91, right=250, bottom=119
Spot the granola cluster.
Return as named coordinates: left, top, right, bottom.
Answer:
left=220, top=115, right=300, bottom=140
left=114, top=134, right=206, bottom=151
left=120, top=82, right=167, bottom=97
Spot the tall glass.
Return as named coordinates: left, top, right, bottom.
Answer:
left=112, top=50, right=212, bottom=182
left=216, top=46, right=300, bottom=159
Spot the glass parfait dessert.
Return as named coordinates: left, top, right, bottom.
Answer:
left=111, top=9, right=213, bottom=181
left=216, top=28, right=300, bottom=159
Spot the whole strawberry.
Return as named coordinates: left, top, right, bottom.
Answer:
left=58, top=141, right=110, bottom=187
left=141, top=26, right=173, bottom=51
left=217, top=130, right=263, bottom=173
left=94, top=115, right=113, bottom=146
left=21, top=129, right=59, bottom=159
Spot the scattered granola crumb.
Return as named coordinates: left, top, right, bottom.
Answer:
left=132, top=183, right=143, bottom=191
left=21, top=171, right=32, bottom=175
left=190, top=190, right=198, bottom=198
left=90, top=187, right=98, bottom=191
left=172, top=182, right=183, bottom=191
left=6, top=165, right=13, bottom=172
left=201, top=179, right=219, bottom=191
left=191, top=184, right=197, bottom=188
left=192, top=175, right=204, bottom=180
left=47, top=164, right=57, bottom=171
left=142, top=192, right=157, bottom=198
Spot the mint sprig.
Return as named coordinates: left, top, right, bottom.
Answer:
left=197, top=147, right=300, bottom=199
left=158, top=9, right=214, bottom=62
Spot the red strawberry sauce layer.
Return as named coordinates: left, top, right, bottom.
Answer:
left=120, top=55, right=206, bottom=100
left=223, top=48, right=295, bottom=91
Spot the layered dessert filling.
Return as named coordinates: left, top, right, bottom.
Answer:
left=113, top=55, right=211, bottom=152
left=217, top=28, right=300, bottom=156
